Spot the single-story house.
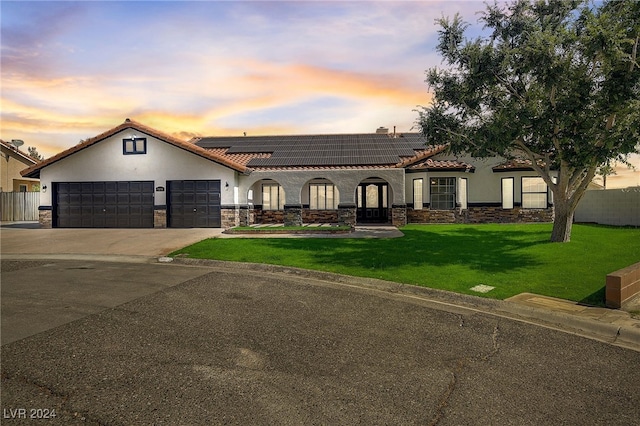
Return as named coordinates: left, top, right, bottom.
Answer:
left=21, top=119, right=555, bottom=228
left=1, top=139, right=39, bottom=192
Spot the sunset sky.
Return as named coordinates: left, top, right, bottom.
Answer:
left=1, top=0, right=638, bottom=188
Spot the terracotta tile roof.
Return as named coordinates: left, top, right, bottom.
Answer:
left=21, top=119, right=247, bottom=178
left=394, top=145, right=448, bottom=168
left=247, top=165, right=392, bottom=172
left=405, top=158, right=476, bottom=172
left=203, top=147, right=272, bottom=167
left=492, top=159, right=540, bottom=172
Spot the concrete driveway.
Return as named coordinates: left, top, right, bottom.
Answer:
left=1, top=224, right=223, bottom=257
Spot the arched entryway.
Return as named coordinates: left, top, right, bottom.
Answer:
left=356, top=179, right=390, bottom=223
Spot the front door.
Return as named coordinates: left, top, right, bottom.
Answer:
left=356, top=183, right=388, bottom=223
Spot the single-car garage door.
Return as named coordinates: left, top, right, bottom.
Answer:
left=54, top=181, right=154, bottom=228
left=167, top=180, right=221, bottom=228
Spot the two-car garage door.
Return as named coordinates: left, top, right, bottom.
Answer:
left=53, top=180, right=222, bottom=228
left=54, top=181, right=155, bottom=228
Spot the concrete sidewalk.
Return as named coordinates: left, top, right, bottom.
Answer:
left=504, top=292, right=640, bottom=349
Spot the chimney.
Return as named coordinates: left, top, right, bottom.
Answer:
left=376, top=127, right=389, bottom=134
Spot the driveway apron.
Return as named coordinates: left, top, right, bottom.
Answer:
left=0, top=226, right=223, bottom=257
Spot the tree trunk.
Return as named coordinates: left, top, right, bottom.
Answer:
left=550, top=200, right=574, bottom=243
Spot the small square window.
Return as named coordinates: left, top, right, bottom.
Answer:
left=123, top=138, right=147, bottom=155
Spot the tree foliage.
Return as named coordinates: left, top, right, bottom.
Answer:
left=27, top=146, right=44, bottom=162
left=418, top=0, right=639, bottom=242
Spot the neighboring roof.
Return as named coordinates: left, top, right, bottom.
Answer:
left=405, top=158, right=476, bottom=172
left=0, top=140, right=38, bottom=166
left=195, top=133, right=441, bottom=168
left=21, top=119, right=247, bottom=178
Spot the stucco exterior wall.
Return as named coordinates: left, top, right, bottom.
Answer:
left=0, top=146, right=38, bottom=192
left=238, top=168, right=406, bottom=205
left=405, top=154, right=557, bottom=207
left=38, top=129, right=238, bottom=207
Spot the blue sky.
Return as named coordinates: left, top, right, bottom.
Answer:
left=1, top=0, right=638, bottom=187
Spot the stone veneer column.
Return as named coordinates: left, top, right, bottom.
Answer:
left=221, top=207, right=238, bottom=229
left=338, top=203, right=357, bottom=227
left=39, top=208, right=52, bottom=228
left=238, top=205, right=250, bottom=226
left=391, top=204, right=407, bottom=227
left=154, top=208, right=167, bottom=228
left=284, top=204, right=303, bottom=226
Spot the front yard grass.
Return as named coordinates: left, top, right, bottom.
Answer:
left=171, top=223, right=640, bottom=306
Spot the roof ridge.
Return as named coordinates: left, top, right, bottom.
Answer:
left=394, top=145, right=448, bottom=168
left=21, top=119, right=247, bottom=178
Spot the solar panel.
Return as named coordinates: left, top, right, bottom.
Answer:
left=197, top=132, right=432, bottom=167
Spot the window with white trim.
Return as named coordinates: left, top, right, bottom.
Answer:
left=502, top=178, right=514, bottom=209
left=522, top=177, right=547, bottom=209
left=310, top=183, right=338, bottom=210
left=262, top=184, right=285, bottom=210
left=430, top=177, right=456, bottom=210
left=413, top=179, right=423, bottom=210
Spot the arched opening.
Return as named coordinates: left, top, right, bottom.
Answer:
left=302, top=178, right=340, bottom=224
left=356, top=177, right=390, bottom=223
left=248, top=178, right=286, bottom=224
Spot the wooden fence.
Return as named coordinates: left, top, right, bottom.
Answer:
left=0, top=191, right=39, bottom=221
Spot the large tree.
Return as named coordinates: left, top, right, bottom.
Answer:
left=418, top=0, right=639, bottom=242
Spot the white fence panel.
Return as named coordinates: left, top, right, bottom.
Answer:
left=575, top=188, right=640, bottom=226
left=0, top=192, right=40, bottom=221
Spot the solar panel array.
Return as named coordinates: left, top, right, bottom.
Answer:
left=196, top=133, right=431, bottom=167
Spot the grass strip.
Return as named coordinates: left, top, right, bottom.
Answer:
left=171, top=223, right=640, bottom=306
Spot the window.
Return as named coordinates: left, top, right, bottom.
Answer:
left=522, top=177, right=547, bottom=208
left=19, top=184, right=27, bottom=192
left=123, top=137, right=147, bottom=155
left=262, top=184, right=285, bottom=210
left=413, top=179, right=423, bottom=210
left=458, top=178, right=468, bottom=210
left=310, top=183, right=338, bottom=209
left=430, top=177, right=456, bottom=210
left=502, top=178, right=514, bottom=209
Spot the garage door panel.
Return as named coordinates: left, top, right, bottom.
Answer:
left=195, top=193, right=209, bottom=204
left=54, top=181, right=154, bottom=228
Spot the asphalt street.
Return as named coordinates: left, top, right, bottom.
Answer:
left=2, top=259, right=640, bottom=425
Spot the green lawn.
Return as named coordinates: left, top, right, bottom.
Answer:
left=171, top=223, right=640, bottom=306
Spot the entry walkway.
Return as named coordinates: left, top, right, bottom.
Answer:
left=219, top=224, right=404, bottom=239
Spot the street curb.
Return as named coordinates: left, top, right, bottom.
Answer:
left=172, top=257, right=640, bottom=351
left=1, top=253, right=158, bottom=264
